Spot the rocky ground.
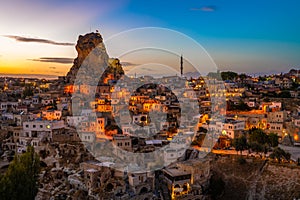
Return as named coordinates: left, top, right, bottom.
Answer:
left=209, top=154, right=300, bottom=200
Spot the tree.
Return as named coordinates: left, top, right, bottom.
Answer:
left=233, top=135, right=248, bottom=155
left=227, top=100, right=251, bottom=111
left=292, top=81, right=299, bottom=89
left=221, top=71, right=238, bottom=81
left=235, top=100, right=251, bottom=111
left=258, top=76, right=267, bottom=82
left=249, top=128, right=268, bottom=145
left=23, top=85, right=34, bottom=98
left=249, top=142, right=263, bottom=155
left=238, top=73, right=248, bottom=80
left=270, top=147, right=291, bottom=162
left=278, top=91, right=291, bottom=98
left=268, top=133, right=279, bottom=147
left=0, top=146, right=40, bottom=200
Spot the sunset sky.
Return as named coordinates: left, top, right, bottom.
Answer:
left=0, top=0, right=300, bottom=77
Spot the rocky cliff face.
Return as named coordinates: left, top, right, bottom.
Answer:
left=66, top=32, right=123, bottom=84
left=209, top=155, right=300, bottom=199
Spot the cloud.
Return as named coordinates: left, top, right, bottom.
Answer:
left=121, top=61, right=139, bottom=67
left=3, top=35, right=74, bottom=46
left=29, top=57, right=74, bottom=64
left=190, top=6, right=216, bottom=12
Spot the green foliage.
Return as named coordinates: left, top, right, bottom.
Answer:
left=238, top=73, right=248, bottom=80
left=248, top=129, right=279, bottom=152
left=270, top=147, right=291, bottom=162
left=228, top=100, right=251, bottom=111
left=278, top=90, right=291, bottom=98
left=249, top=142, right=264, bottom=154
left=258, top=76, right=267, bottom=82
left=22, top=85, right=34, bottom=98
left=249, top=129, right=269, bottom=145
left=292, top=81, right=299, bottom=89
left=268, top=133, right=279, bottom=147
left=221, top=71, right=238, bottom=81
left=233, top=135, right=248, bottom=155
left=0, top=146, right=40, bottom=200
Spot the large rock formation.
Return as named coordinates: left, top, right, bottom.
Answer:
left=65, top=32, right=123, bottom=85
left=66, top=32, right=103, bottom=84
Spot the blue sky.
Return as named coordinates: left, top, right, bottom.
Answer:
left=0, top=0, right=299, bottom=76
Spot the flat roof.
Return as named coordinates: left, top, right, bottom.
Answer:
left=163, top=168, right=191, bottom=177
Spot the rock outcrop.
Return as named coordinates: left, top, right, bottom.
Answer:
left=209, top=155, right=300, bottom=199
left=65, top=32, right=124, bottom=85
left=66, top=33, right=106, bottom=83
left=66, top=32, right=103, bottom=84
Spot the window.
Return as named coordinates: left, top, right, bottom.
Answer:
left=139, top=176, right=144, bottom=182
left=33, top=125, right=36, bottom=128
left=40, top=125, right=43, bottom=128
left=25, top=124, right=29, bottom=128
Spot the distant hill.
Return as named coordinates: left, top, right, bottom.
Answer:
left=0, top=73, right=58, bottom=79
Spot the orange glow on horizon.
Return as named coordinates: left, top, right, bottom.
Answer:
left=0, top=36, right=74, bottom=76
left=0, top=61, right=70, bottom=76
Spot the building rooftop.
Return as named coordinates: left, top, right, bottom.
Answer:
left=163, top=167, right=191, bottom=177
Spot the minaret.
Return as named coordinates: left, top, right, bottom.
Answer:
left=180, top=54, right=183, bottom=77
